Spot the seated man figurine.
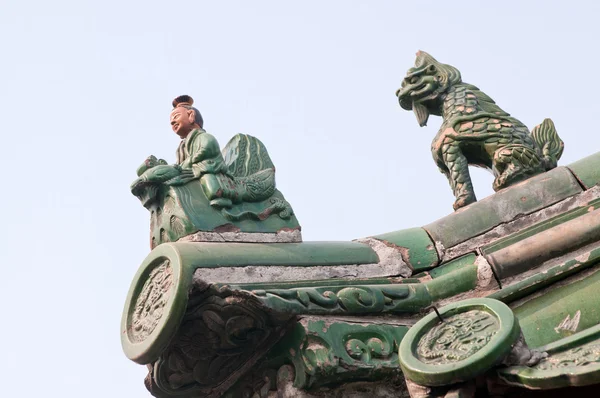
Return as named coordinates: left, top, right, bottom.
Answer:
left=129, top=95, right=299, bottom=245
left=131, top=95, right=279, bottom=211
left=170, top=95, right=233, bottom=208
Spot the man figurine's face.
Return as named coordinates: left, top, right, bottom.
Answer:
left=170, top=107, right=196, bottom=138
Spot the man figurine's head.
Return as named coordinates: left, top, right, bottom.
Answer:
left=170, top=95, right=204, bottom=138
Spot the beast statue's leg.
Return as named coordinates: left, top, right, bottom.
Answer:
left=200, top=174, right=233, bottom=208
left=442, top=137, right=477, bottom=210
left=493, top=145, right=544, bottom=191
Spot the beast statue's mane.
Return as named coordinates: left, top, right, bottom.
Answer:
left=415, top=51, right=462, bottom=90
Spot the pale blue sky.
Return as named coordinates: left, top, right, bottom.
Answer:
left=1, top=1, right=599, bottom=396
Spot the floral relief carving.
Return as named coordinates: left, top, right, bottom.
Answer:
left=130, top=260, right=173, bottom=343
left=150, top=290, right=292, bottom=397
left=416, top=310, right=498, bottom=364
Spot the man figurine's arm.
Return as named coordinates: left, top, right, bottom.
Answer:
left=189, top=133, right=214, bottom=165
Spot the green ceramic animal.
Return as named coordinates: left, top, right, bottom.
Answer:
left=397, top=51, right=564, bottom=210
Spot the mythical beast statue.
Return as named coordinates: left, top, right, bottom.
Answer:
left=396, top=51, right=564, bottom=210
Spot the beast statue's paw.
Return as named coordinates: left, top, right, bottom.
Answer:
left=493, top=174, right=508, bottom=191
left=453, top=195, right=476, bottom=211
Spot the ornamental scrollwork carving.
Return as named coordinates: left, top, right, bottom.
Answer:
left=253, top=284, right=417, bottom=314
left=345, top=332, right=396, bottom=364
left=300, top=335, right=338, bottom=377
left=149, top=288, right=293, bottom=397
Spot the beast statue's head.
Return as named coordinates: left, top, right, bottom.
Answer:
left=396, top=51, right=462, bottom=126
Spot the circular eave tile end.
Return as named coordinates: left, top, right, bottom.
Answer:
left=399, top=298, right=520, bottom=387
left=120, top=245, right=190, bottom=364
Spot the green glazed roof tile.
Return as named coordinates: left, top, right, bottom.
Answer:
left=172, top=240, right=379, bottom=268
left=567, top=151, right=600, bottom=189
left=428, top=253, right=476, bottom=279
left=372, top=227, right=439, bottom=272
left=512, top=266, right=600, bottom=348
left=424, top=167, right=582, bottom=249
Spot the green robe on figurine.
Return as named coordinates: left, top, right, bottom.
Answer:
left=175, top=127, right=233, bottom=208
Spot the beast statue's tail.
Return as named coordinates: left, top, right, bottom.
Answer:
left=222, top=134, right=276, bottom=202
left=530, top=118, right=564, bottom=170
left=223, top=134, right=275, bottom=177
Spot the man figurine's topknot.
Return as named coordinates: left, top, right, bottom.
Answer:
left=172, top=94, right=193, bottom=108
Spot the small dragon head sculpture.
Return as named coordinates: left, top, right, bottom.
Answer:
left=396, top=51, right=462, bottom=127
